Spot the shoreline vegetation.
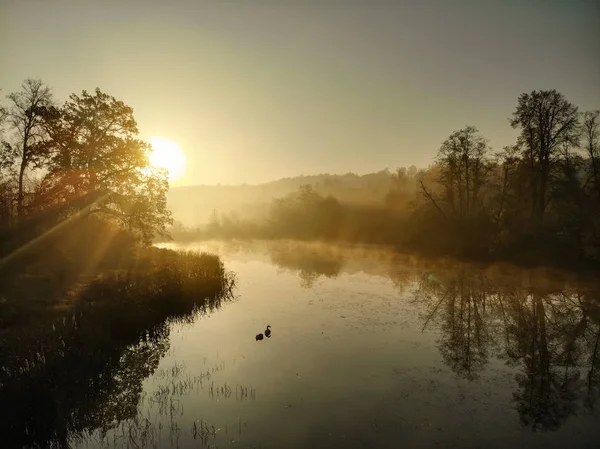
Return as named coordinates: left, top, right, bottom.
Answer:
left=161, top=90, right=600, bottom=274
left=0, top=80, right=235, bottom=447
left=160, top=238, right=600, bottom=290
left=0, top=217, right=236, bottom=448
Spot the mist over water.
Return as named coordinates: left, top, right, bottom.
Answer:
left=24, top=240, right=597, bottom=449
left=2, top=2, right=599, bottom=447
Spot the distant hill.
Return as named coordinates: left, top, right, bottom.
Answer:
left=167, top=170, right=399, bottom=226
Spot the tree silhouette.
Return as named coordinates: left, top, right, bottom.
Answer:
left=415, top=126, right=494, bottom=255
left=5, top=79, right=54, bottom=221
left=37, top=88, right=172, bottom=244
left=0, top=95, right=14, bottom=227
left=510, top=90, right=580, bottom=238
left=583, top=111, right=600, bottom=205
left=579, top=111, right=600, bottom=260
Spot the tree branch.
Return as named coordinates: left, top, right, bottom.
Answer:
left=419, top=180, right=448, bottom=221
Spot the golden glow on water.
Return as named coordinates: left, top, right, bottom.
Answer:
left=43, top=241, right=600, bottom=448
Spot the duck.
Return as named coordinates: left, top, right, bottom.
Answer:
left=255, top=333, right=264, bottom=341
left=265, top=325, right=272, bottom=338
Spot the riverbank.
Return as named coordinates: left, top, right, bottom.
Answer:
left=159, top=230, right=600, bottom=278
left=0, top=220, right=236, bottom=448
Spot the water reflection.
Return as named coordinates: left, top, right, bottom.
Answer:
left=0, top=280, right=234, bottom=449
left=205, top=241, right=600, bottom=432
left=267, top=241, right=344, bottom=288
left=4, top=240, right=600, bottom=448
left=418, top=269, right=491, bottom=381
left=414, top=267, right=600, bottom=431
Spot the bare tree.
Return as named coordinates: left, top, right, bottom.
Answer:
left=582, top=110, right=600, bottom=205
left=436, top=126, right=491, bottom=224
left=0, top=91, right=16, bottom=226
left=6, top=79, right=54, bottom=221
left=510, top=90, right=580, bottom=236
left=415, top=126, right=493, bottom=254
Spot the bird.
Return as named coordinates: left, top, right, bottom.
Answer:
left=255, top=333, right=264, bottom=341
left=265, top=325, right=272, bottom=338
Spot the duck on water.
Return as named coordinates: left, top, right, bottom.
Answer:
left=256, top=325, right=272, bottom=341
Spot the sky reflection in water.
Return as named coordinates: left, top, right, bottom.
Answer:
left=37, top=241, right=600, bottom=448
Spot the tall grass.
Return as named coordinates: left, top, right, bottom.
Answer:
left=0, top=220, right=237, bottom=448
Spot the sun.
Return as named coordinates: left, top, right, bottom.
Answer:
left=147, top=137, right=186, bottom=181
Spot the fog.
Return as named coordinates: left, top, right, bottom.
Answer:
left=1, top=1, right=599, bottom=447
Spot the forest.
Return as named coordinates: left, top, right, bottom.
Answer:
left=168, top=90, right=600, bottom=270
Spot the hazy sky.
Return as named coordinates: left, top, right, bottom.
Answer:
left=1, top=0, right=599, bottom=186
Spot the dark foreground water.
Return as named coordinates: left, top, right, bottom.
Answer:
left=8, top=241, right=600, bottom=448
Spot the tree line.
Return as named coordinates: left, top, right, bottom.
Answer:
left=184, top=89, right=599, bottom=268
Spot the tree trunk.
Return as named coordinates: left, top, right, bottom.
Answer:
left=17, top=130, right=29, bottom=222
left=535, top=151, right=550, bottom=239
left=17, top=161, right=26, bottom=220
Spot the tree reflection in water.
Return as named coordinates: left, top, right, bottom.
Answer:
left=417, top=267, right=600, bottom=431
left=259, top=240, right=600, bottom=431
left=418, top=268, right=492, bottom=381
left=9, top=240, right=597, bottom=447
left=268, top=241, right=345, bottom=288
left=247, top=241, right=600, bottom=432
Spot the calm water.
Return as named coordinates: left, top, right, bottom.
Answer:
left=21, top=241, right=600, bottom=448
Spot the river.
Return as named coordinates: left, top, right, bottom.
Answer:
left=38, top=240, right=600, bottom=448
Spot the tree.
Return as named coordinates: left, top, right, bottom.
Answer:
left=267, top=185, right=343, bottom=240
left=583, top=110, right=600, bottom=205
left=384, top=166, right=419, bottom=210
left=6, top=79, right=54, bottom=221
left=579, top=110, right=600, bottom=259
left=489, top=145, right=523, bottom=248
left=418, top=126, right=493, bottom=254
left=510, top=90, right=580, bottom=236
left=38, top=88, right=172, bottom=244
left=0, top=93, right=16, bottom=226
left=0, top=94, right=12, bottom=175
left=437, top=126, right=491, bottom=223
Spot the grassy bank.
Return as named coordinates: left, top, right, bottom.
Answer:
left=0, top=218, right=236, bottom=448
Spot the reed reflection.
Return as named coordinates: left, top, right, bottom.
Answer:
left=0, top=277, right=234, bottom=449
